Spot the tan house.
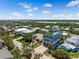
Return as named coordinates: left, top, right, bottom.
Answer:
left=34, top=33, right=43, bottom=42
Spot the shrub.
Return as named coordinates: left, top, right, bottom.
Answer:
left=50, top=50, right=71, bottom=59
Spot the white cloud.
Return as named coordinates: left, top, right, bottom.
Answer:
left=74, top=13, right=79, bottom=19
left=0, top=14, right=2, bottom=18
left=19, top=3, right=38, bottom=13
left=7, top=12, right=34, bottom=19
left=7, top=13, right=79, bottom=19
left=28, top=13, right=33, bottom=16
left=42, top=10, right=50, bottom=14
left=43, top=3, right=52, bottom=7
left=8, top=12, right=27, bottom=19
left=0, top=14, right=4, bottom=19
left=34, top=7, right=38, bottom=10
left=11, top=12, right=23, bottom=17
left=1, top=12, right=79, bottom=20
left=19, top=3, right=31, bottom=9
left=52, top=14, right=68, bottom=19
left=26, top=7, right=38, bottom=12
left=75, top=13, right=79, bottom=16
left=26, top=9, right=33, bottom=12
left=0, top=12, right=34, bottom=19
left=52, top=13, right=79, bottom=19
left=66, top=0, right=79, bottom=7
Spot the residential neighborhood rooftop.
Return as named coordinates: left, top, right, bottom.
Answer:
left=0, top=48, right=13, bottom=59
left=0, top=39, right=13, bottom=59
left=15, top=28, right=33, bottom=33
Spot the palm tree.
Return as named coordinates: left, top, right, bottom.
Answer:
left=25, top=33, right=33, bottom=42
left=50, top=50, right=71, bottom=59
left=22, top=43, right=32, bottom=59
left=47, top=43, right=52, bottom=53
left=34, top=53, right=42, bottom=59
left=70, top=26, right=74, bottom=33
left=1, top=33, right=14, bottom=50
left=12, top=47, right=22, bottom=59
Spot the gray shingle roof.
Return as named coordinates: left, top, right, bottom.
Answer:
left=0, top=39, right=4, bottom=42
left=0, top=48, right=13, bottom=59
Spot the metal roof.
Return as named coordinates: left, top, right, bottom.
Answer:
left=60, top=43, right=76, bottom=50
left=15, top=28, right=33, bottom=33
left=66, top=35, right=79, bottom=46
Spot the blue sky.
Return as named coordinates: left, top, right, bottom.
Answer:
left=0, top=0, right=79, bottom=20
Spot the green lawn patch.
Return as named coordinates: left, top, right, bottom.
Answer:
left=17, top=37, right=43, bottom=49
left=14, top=35, right=21, bottom=38
left=17, top=39, right=29, bottom=44
left=43, top=50, right=50, bottom=56
left=65, top=51, right=79, bottom=58
left=45, top=32, right=53, bottom=36
left=58, top=49, right=79, bottom=58
left=32, top=42, right=43, bottom=49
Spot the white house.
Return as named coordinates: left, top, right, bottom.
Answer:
left=14, top=28, right=33, bottom=36
left=40, top=29, right=49, bottom=32
left=62, top=31, right=69, bottom=36
left=59, top=43, right=76, bottom=51
left=34, top=33, right=43, bottom=41
left=45, top=25, right=50, bottom=29
left=66, top=35, right=79, bottom=47
left=60, top=35, right=79, bottom=51
left=64, top=27, right=70, bottom=31
left=32, top=27, right=40, bottom=31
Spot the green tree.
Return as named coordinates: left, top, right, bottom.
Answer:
left=34, top=54, right=40, bottom=59
left=12, top=47, right=22, bottom=59
left=70, top=26, right=74, bottom=33
left=35, top=29, right=40, bottom=33
left=1, top=33, right=14, bottom=50
left=47, top=43, right=52, bottom=53
left=26, top=34, right=33, bottom=42
left=50, top=50, right=71, bottom=59
left=22, top=43, right=32, bottom=59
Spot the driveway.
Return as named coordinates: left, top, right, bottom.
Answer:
left=34, top=45, right=48, bottom=54
left=32, top=45, right=55, bottom=59
left=13, top=37, right=23, bottom=50
left=40, top=55, right=55, bottom=59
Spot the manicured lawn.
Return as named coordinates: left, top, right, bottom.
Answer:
left=44, top=31, right=53, bottom=36
left=58, top=49, right=79, bottom=58
left=43, top=50, right=50, bottom=56
left=17, top=39, right=29, bottom=44
left=44, top=49, right=79, bottom=58
left=17, top=39, right=43, bottom=49
left=14, top=35, right=21, bottom=38
left=65, top=51, right=79, bottom=58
